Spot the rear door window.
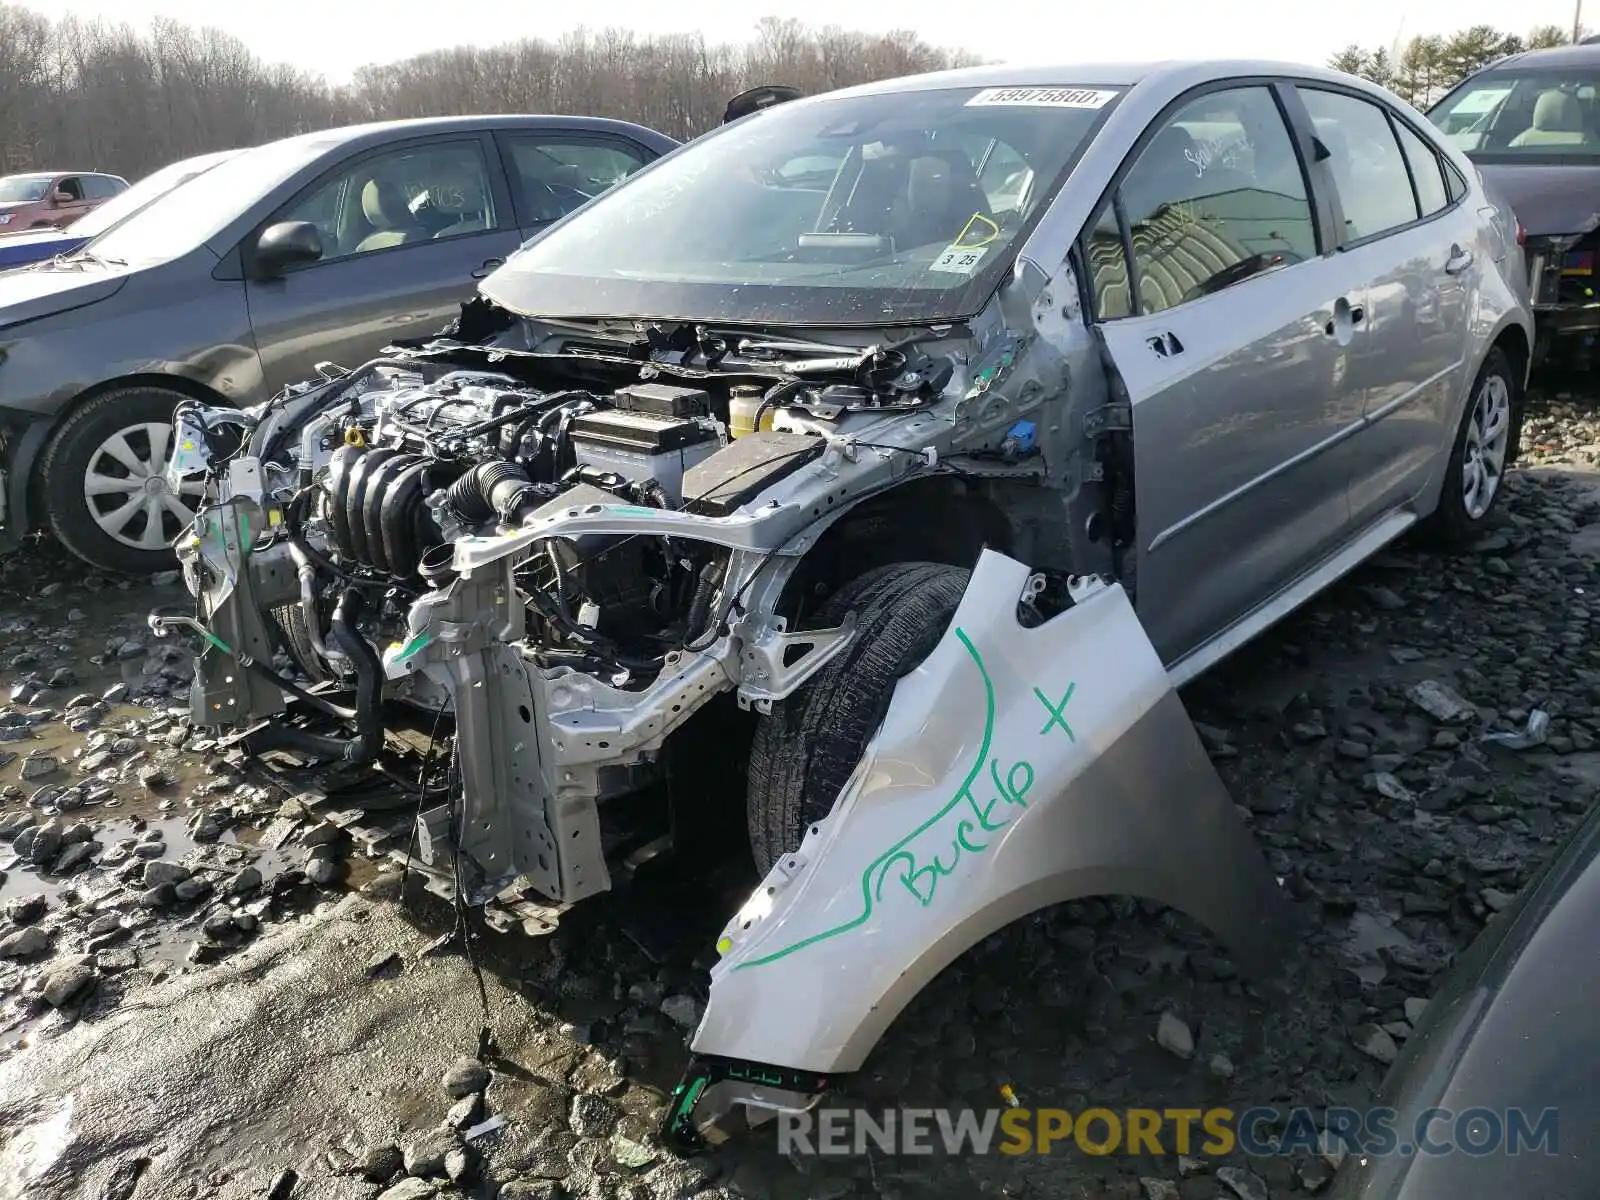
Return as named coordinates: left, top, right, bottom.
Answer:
left=501, top=134, right=652, bottom=225
left=1297, top=88, right=1420, bottom=242
left=1393, top=120, right=1450, bottom=217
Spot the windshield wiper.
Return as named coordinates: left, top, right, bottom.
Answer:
left=732, top=333, right=865, bottom=359
left=53, top=248, right=128, bottom=269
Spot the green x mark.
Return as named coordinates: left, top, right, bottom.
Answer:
left=1034, top=682, right=1077, bottom=741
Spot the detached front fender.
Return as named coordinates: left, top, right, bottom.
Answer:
left=670, top=550, right=1288, bottom=1143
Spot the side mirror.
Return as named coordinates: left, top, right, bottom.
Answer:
left=253, top=220, right=323, bottom=278
left=52, top=189, right=73, bottom=205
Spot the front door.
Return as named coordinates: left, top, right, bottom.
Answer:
left=1084, top=83, right=1365, bottom=665
left=244, top=134, right=522, bottom=393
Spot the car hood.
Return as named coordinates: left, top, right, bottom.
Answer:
left=1474, top=161, right=1600, bottom=239
left=1328, top=801, right=1600, bottom=1199
left=0, top=261, right=128, bottom=329
left=0, top=228, right=74, bottom=254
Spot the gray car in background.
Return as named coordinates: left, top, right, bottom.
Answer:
left=0, top=114, right=679, bottom=573
left=1427, top=39, right=1600, bottom=365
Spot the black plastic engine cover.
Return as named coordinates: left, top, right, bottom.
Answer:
left=679, top=431, right=823, bottom=516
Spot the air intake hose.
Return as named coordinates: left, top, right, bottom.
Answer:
left=444, top=461, right=549, bottom=525
left=327, top=587, right=383, bottom=765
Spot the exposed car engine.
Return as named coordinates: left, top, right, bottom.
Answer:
left=282, top=370, right=734, bottom=683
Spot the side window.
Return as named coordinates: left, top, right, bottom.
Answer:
left=1393, top=121, right=1450, bottom=217
left=56, top=176, right=83, bottom=200
left=273, top=139, right=500, bottom=266
left=505, top=136, right=649, bottom=224
left=1104, top=85, right=1317, bottom=318
left=1444, top=160, right=1468, bottom=204
left=1086, top=205, right=1132, bottom=319
left=1298, top=89, right=1419, bottom=242
left=82, top=176, right=118, bottom=200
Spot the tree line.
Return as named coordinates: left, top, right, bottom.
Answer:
left=1329, top=23, right=1576, bottom=107
left=0, top=4, right=979, bottom=180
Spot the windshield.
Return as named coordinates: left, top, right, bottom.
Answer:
left=483, top=84, right=1123, bottom=326
left=83, top=135, right=343, bottom=265
left=1429, top=68, right=1600, bottom=158
left=0, top=175, right=53, bottom=203
left=69, top=153, right=239, bottom=239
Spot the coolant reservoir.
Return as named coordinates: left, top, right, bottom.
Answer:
left=727, top=385, right=775, bottom=439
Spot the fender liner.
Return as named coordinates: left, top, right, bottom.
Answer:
left=669, top=549, right=1289, bottom=1144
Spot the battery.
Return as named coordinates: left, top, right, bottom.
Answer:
left=569, top=409, right=721, bottom=505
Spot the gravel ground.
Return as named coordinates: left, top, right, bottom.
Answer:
left=0, top=380, right=1598, bottom=1200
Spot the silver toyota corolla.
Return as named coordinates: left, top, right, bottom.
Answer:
left=161, top=58, right=1533, bottom=1146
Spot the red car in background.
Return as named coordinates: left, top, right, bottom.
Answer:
left=0, top=171, right=128, bottom=231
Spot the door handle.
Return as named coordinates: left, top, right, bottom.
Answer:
left=1444, top=245, right=1474, bottom=275
left=471, top=257, right=505, bottom=280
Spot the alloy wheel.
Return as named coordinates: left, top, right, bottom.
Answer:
left=1461, top=373, right=1511, bottom=522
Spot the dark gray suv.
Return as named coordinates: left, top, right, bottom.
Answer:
left=0, top=114, right=678, bottom=573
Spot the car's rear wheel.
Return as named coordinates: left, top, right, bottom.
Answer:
left=1428, top=347, right=1518, bottom=546
left=745, top=562, right=970, bottom=874
left=39, top=386, right=206, bottom=575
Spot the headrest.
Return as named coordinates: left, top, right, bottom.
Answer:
left=907, top=153, right=979, bottom=206
left=362, top=178, right=413, bottom=230
left=1533, top=89, right=1582, bottom=132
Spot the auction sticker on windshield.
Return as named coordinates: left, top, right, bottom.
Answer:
left=930, top=245, right=988, bottom=274
left=966, top=87, right=1118, bottom=109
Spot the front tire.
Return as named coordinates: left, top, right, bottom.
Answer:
left=1427, top=347, right=1518, bottom=546
left=746, top=562, right=970, bottom=874
left=39, top=386, right=206, bottom=575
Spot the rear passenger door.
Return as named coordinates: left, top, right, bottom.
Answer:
left=495, top=130, right=655, bottom=241
left=243, top=133, right=523, bottom=393
left=1293, top=85, right=1479, bottom=528
left=1084, top=82, right=1367, bottom=668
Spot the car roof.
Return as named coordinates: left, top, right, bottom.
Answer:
left=785, top=58, right=1412, bottom=106
left=257, top=113, right=681, bottom=158
left=1482, top=42, right=1600, bottom=71
left=9, top=170, right=127, bottom=180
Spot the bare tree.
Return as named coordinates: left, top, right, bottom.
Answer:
left=0, top=3, right=981, bottom=180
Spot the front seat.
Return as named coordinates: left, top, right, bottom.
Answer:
left=432, top=170, right=490, bottom=239
left=353, top=178, right=426, bottom=253
left=1509, top=90, right=1591, bottom=147
left=893, top=152, right=994, bottom=250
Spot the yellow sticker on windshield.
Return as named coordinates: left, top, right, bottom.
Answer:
left=953, top=212, right=1001, bottom=248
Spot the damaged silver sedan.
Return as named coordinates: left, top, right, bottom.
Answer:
left=155, top=59, right=1533, bottom=1147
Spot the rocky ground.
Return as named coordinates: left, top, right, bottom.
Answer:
left=1, top=380, right=1598, bottom=1200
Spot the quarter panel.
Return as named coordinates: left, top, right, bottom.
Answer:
left=0, top=260, right=258, bottom=418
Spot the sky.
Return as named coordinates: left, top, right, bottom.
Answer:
left=25, top=0, right=1591, bottom=84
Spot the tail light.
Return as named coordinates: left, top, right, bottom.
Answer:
left=1515, top=218, right=1526, bottom=247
